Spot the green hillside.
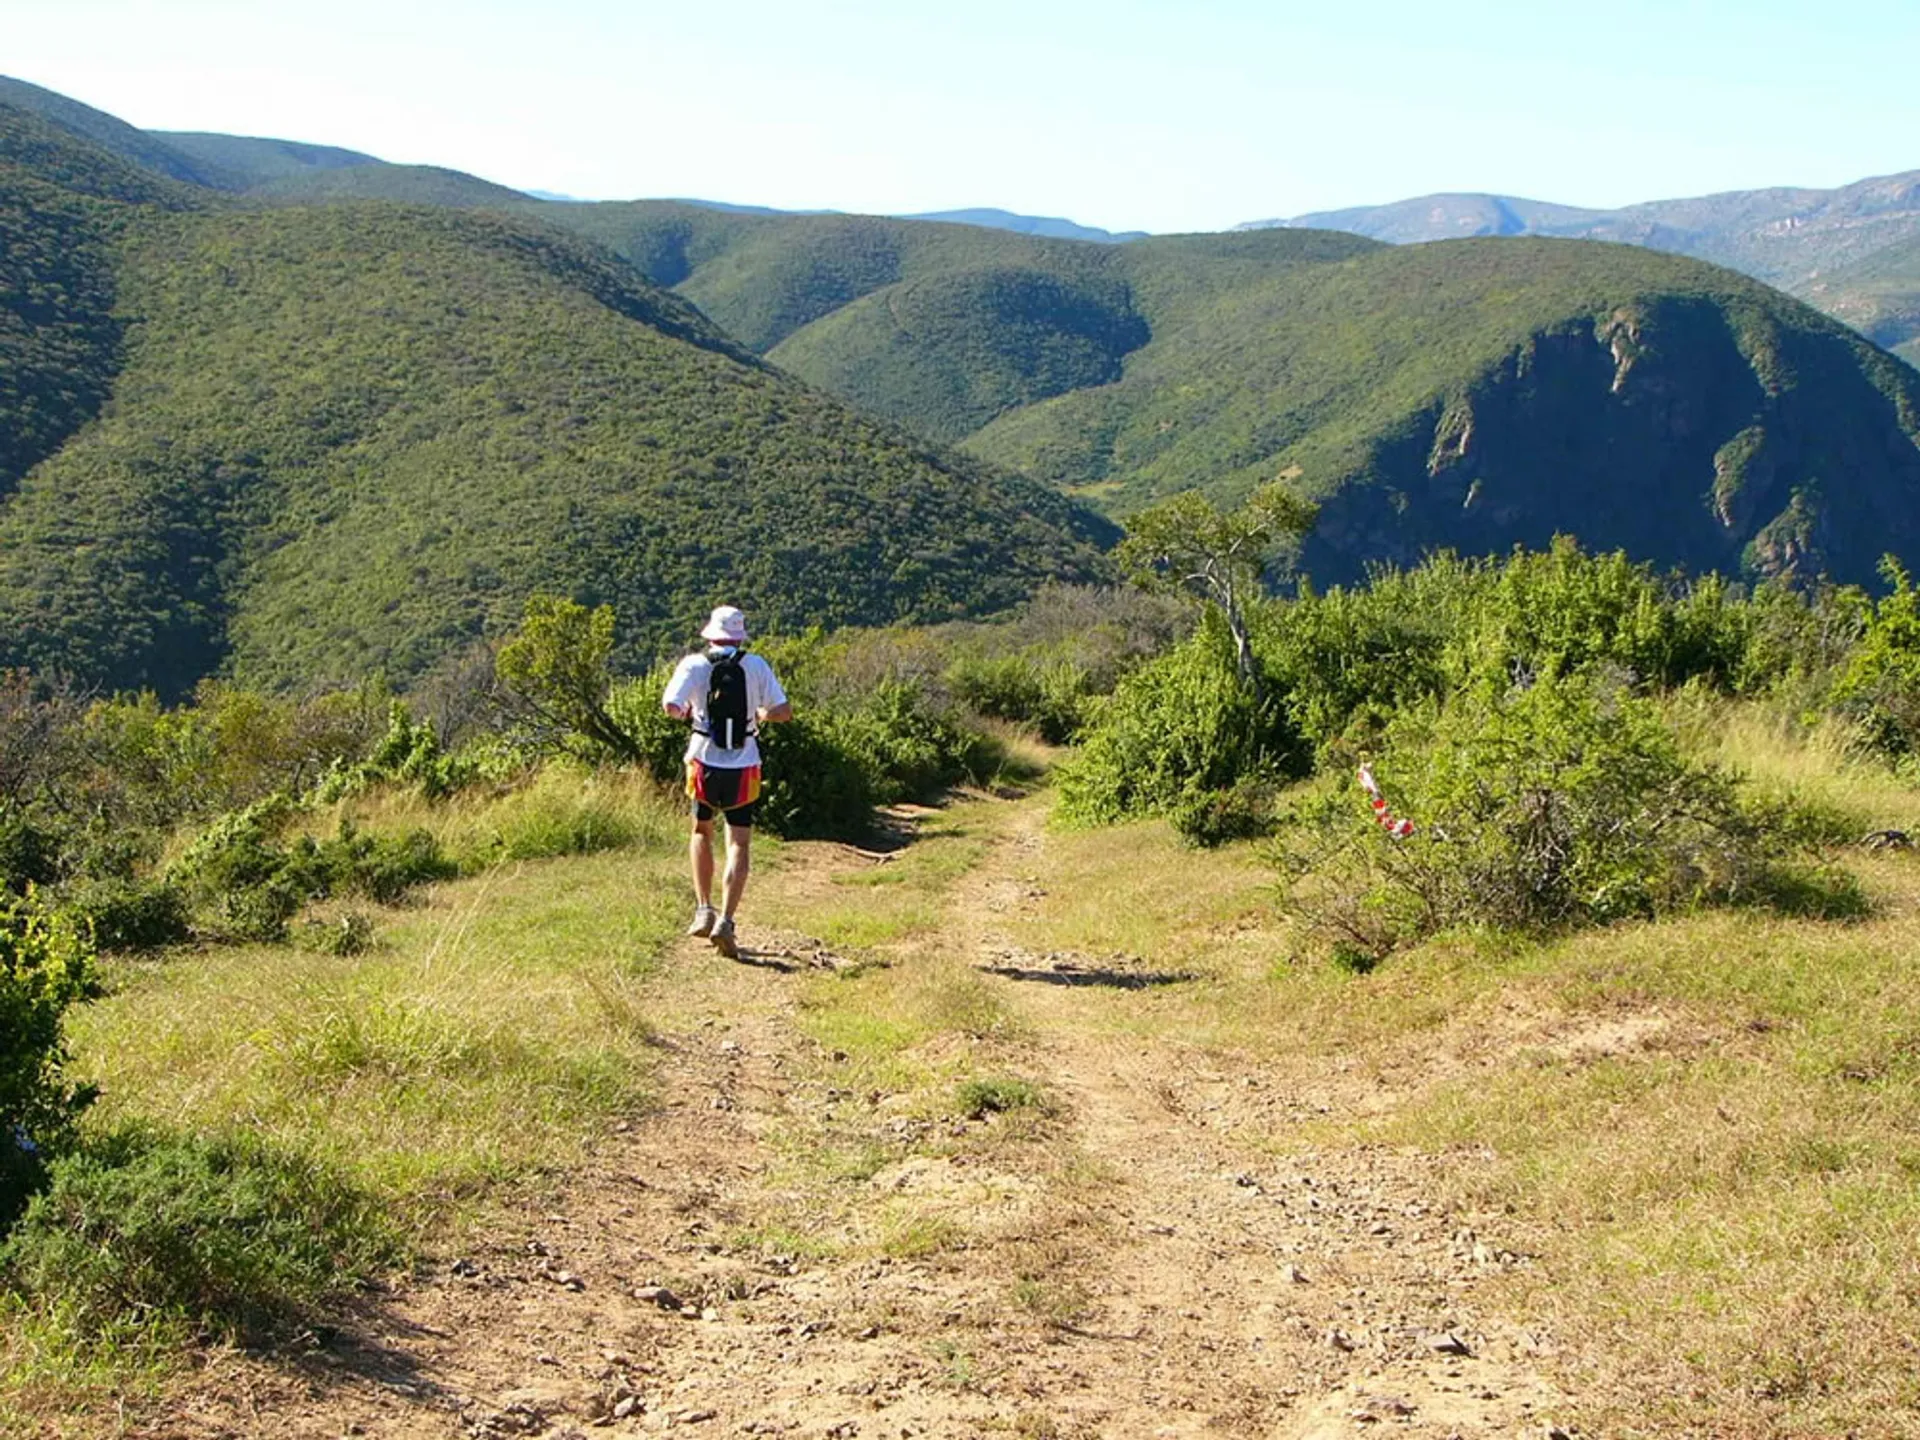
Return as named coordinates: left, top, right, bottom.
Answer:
left=534, top=198, right=1920, bottom=587
left=0, top=75, right=230, bottom=189
left=761, top=230, right=1378, bottom=442
left=156, top=130, right=385, bottom=186
left=966, top=238, right=1920, bottom=586
left=252, top=164, right=531, bottom=207
left=765, top=265, right=1149, bottom=443
left=533, top=195, right=1920, bottom=589
left=1806, top=235, right=1920, bottom=368
left=0, top=188, right=1108, bottom=698
left=0, top=99, right=205, bottom=210
left=0, top=102, right=210, bottom=495
left=536, top=207, right=1115, bottom=351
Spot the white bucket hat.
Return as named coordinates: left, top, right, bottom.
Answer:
left=701, top=605, right=749, bottom=644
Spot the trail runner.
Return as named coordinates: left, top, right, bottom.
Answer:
left=661, top=605, right=792, bottom=959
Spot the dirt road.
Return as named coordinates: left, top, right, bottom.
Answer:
left=158, top=795, right=1574, bottom=1440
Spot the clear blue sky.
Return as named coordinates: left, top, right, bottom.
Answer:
left=11, top=0, right=1920, bottom=233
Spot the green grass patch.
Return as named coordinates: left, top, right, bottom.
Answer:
left=877, top=1208, right=964, bottom=1259
left=953, top=1075, right=1048, bottom=1119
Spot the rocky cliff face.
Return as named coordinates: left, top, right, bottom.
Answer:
left=1301, top=298, right=1920, bottom=586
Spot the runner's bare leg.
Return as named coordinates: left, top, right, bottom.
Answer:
left=721, top=822, right=752, bottom=919
left=690, top=817, right=715, bottom=909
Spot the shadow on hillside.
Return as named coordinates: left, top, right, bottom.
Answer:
left=978, top=963, right=1196, bottom=990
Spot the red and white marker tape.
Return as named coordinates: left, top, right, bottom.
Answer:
left=1356, top=763, right=1415, bottom=839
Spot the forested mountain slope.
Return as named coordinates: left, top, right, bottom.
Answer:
left=1805, top=235, right=1920, bottom=368
left=527, top=195, right=1920, bottom=588
left=0, top=75, right=231, bottom=188
left=0, top=130, right=1109, bottom=698
left=968, top=238, right=1920, bottom=584
left=154, top=130, right=385, bottom=186
left=0, top=101, right=208, bottom=495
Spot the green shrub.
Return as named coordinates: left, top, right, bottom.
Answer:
left=293, top=823, right=459, bottom=903
left=0, top=897, right=96, bottom=1230
left=1275, top=673, right=1859, bottom=963
left=1058, top=613, right=1304, bottom=840
left=946, top=652, right=1093, bottom=743
left=1255, top=568, right=1457, bottom=762
left=294, top=911, right=377, bottom=957
left=312, top=701, right=489, bottom=803
left=755, top=714, right=880, bottom=839
left=79, top=683, right=388, bottom=830
left=1170, top=775, right=1287, bottom=847
left=0, top=1124, right=398, bottom=1341
left=166, top=797, right=304, bottom=942
left=1830, top=558, right=1920, bottom=759
left=831, top=680, right=1002, bottom=803
left=62, top=875, right=191, bottom=951
left=0, top=810, right=62, bottom=895
left=168, top=802, right=457, bottom=942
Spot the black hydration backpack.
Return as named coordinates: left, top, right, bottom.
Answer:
left=699, top=648, right=752, bottom=749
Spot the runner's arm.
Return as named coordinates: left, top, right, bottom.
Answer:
left=755, top=659, right=791, bottom=725
left=661, top=656, right=699, bottom=719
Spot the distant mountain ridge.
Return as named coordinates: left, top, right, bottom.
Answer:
left=510, top=197, right=1920, bottom=590
left=900, top=209, right=1147, bottom=244
left=0, top=77, right=1152, bottom=247
left=1240, top=172, right=1920, bottom=355
left=1238, top=172, right=1920, bottom=288
left=155, top=131, right=385, bottom=184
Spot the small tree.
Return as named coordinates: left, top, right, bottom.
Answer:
left=1114, top=483, right=1318, bottom=701
left=495, top=595, right=641, bottom=762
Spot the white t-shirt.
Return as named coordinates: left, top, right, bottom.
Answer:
left=661, top=649, right=788, bottom=768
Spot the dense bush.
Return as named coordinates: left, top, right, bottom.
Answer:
left=0, top=809, right=62, bottom=894
left=0, top=1124, right=397, bottom=1340
left=1064, top=542, right=1863, bottom=843
left=1057, top=612, right=1305, bottom=841
left=61, top=875, right=192, bottom=951
left=314, top=701, right=496, bottom=803
left=0, top=897, right=96, bottom=1230
left=755, top=713, right=882, bottom=838
left=79, top=682, right=388, bottom=830
left=945, top=652, right=1096, bottom=743
left=1830, top=559, right=1920, bottom=759
left=1274, top=674, right=1857, bottom=965
left=167, top=801, right=456, bottom=942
